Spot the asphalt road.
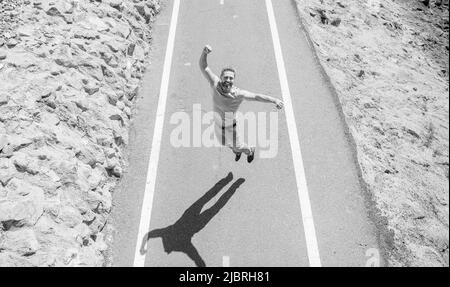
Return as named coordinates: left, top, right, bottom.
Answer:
left=111, top=0, right=383, bottom=267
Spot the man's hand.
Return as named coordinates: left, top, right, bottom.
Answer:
left=275, top=99, right=284, bottom=110
left=203, top=45, right=212, bottom=54
left=200, top=45, right=219, bottom=85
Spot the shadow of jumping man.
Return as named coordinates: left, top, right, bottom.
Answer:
left=140, top=172, right=245, bottom=267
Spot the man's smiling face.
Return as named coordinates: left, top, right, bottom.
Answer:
left=220, top=70, right=235, bottom=93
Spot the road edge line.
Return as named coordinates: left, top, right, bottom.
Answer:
left=133, top=0, right=181, bottom=267
left=265, top=0, right=322, bottom=267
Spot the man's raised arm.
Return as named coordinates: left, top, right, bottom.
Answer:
left=199, top=45, right=219, bottom=87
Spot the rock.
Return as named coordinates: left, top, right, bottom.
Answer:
left=104, top=39, right=124, bottom=53
left=74, top=223, right=91, bottom=246
left=127, top=43, right=136, bottom=56
left=105, top=151, right=120, bottom=170
left=0, top=179, right=44, bottom=228
left=106, top=56, right=119, bottom=68
left=126, top=85, right=139, bottom=101
left=63, top=14, right=74, bottom=24
left=317, top=9, right=329, bottom=24
left=83, top=81, right=100, bottom=95
left=13, top=154, right=40, bottom=175
left=0, top=200, right=43, bottom=228
left=3, top=32, right=12, bottom=39
left=105, top=90, right=119, bottom=106
left=116, top=100, right=125, bottom=110
left=50, top=159, right=78, bottom=185
left=8, top=135, right=33, bottom=151
left=421, top=0, right=431, bottom=7
left=134, top=2, right=147, bottom=18
left=86, top=214, right=108, bottom=235
left=7, top=178, right=44, bottom=200
left=73, top=97, right=90, bottom=112
left=84, top=190, right=107, bottom=211
left=133, top=43, right=145, bottom=59
left=122, top=96, right=131, bottom=107
left=46, top=6, right=62, bottom=17
left=0, top=50, right=6, bottom=60
left=49, top=64, right=63, bottom=76
left=113, top=22, right=131, bottom=38
left=146, top=0, right=160, bottom=12
left=0, top=251, right=34, bottom=267
left=107, top=0, right=123, bottom=10
left=17, top=26, right=34, bottom=38
left=101, top=64, right=116, bottom=81
left=78, top=59, right=104, bottom=81
left=87, top=167, right=105, bottom=189
left=0, top=93, right=8, bottom=105
left=63, top=248, right=80, bottom=266
left=0, top=169, right=14, bottom=187
left=0, top=135, right=7, bottom=151
left=112, top=165, right=122, bottom=177
left=35, top=215, right=57, bottom=235
left=124, top=107, right=131, bottom=118
left=8, top=136, right=33, bottom=152
left=40, top=111, right=60, bottom=126
left=6, top=51, right=38, bottom=69
left=73, top=28, right=100, bottom=40
left=77, top=143, right=106, bottom=167
left=56, top=206, right=83, bottom=228
left=0, top=144, right=13, bottom=158
left=0, top=229, right=40, bottom=256
left=87, top=17, right=109, bottom=32
left=99, top=50, right=113, bottom=65
left=109, top=113, right=123, bottom=122
left=28, top=251, right=57, bottom=267
left=331, top=18, right=341, bottom=27
left=6, top=39, right=18, bottom=48
left=33, top=0, right=43, bottom=9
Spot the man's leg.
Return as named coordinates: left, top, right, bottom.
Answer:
left=230, top=124, right=255, bottom=163
left=185, top=242, right=206, bottom=267
left=215, top=122, right=255, bottom=162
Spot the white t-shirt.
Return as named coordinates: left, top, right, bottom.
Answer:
left=212, top=81, right=244, bottom=127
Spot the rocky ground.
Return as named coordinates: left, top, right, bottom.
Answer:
left=295, top=0, right=449, bottom=266
left=0, top=0, right=160, bottom=266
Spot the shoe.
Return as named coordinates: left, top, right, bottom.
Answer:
left=247, top=147, right=255, bottom=163
left=235, top=152, right=242, bottom=162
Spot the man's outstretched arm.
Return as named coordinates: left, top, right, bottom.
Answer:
left=199, top=45, right=219, bottom=87
left=240, top=90, right=284, bottom=109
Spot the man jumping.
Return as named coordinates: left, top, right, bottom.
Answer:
left=199, top=45, right=284, bottom=163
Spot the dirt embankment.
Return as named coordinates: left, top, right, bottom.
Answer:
left=295, top=0, right=449, bottom=266
left=0, top=0, right=160, bottom=266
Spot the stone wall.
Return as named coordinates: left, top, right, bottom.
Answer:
left=0, top=0, right=160, bottom=266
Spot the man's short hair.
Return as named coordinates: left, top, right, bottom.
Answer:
left=220, top=67, right=236, bottom=77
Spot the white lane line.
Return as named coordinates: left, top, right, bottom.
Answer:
left=133, top=0, right=181, bottom=267
left=265, top=0, right=322, bottom=267
left=223, top=256, right=230, bottom=267
left=220, top=0, right=224, bottom=5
